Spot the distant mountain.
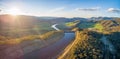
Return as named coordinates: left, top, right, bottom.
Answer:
left=0, top=15, right=119, bottom=25
left=89, top=17, right=117, bottom=20
left=68, top=17, right=118, bottom=21
left=38, top=17, right=62, bottom=20
left=0, top=14, right=72, bottom=29
left=70, top=17, right=88, bottom=21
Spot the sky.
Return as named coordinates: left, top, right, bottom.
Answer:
left=0, top=0, right=120, bottom=18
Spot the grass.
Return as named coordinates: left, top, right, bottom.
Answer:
left=57, top=20, right=80, bottom=30
left=66, top=22, right=76, bottom=27
left=57, top=23, right=68, bottom=30
left=66, top=20, right=80, bottom=27
left=93, top=23, right=104, bottom=32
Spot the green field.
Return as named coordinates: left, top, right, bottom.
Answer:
left=57, top=21, right=80, bottom=30
left=93, top=23, right=104, bottom=31
left=66, top=20, right=80, bottom=27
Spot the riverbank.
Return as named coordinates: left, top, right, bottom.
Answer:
left=58, top=31, right=78, bottom=59
left=58, top=31, right=104, bottom=59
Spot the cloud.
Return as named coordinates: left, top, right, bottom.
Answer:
left=49, top=7, right=65, bottom=13
left=76, top=7, right=100, bottom=11
left=107, top=8, right=120, bottom=13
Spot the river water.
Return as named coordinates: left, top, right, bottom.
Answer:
left=24, top=33, right=75, bottom=59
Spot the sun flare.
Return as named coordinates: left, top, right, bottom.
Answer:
left=8, top=7, right=21, bottom=16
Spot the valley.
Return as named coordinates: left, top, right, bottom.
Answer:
left=0, top=0, right=119, bottom=59
left=0, top=15, right=120, bottom=59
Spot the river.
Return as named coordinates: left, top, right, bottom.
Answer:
left=23, top=33, right=75, bottom=59
left=0, top=24, right=75, bottom=59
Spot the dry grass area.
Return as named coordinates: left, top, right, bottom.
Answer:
left=0, top=31, right=63, bottom=45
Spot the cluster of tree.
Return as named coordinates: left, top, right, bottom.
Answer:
left=106, top=32, right=120, bottom=58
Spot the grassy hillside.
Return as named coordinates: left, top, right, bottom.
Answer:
left=98, top=18, right=120, bottom=32
left=0, top=31, right=63, bottom=44
left=58, top=18, right=120, bottom=59
left=65, top=20, right=80, bottom=27
left=59, top=29, right=120, bottom=59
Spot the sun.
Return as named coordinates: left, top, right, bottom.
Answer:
left=8, top=7, right=21, bottom=16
